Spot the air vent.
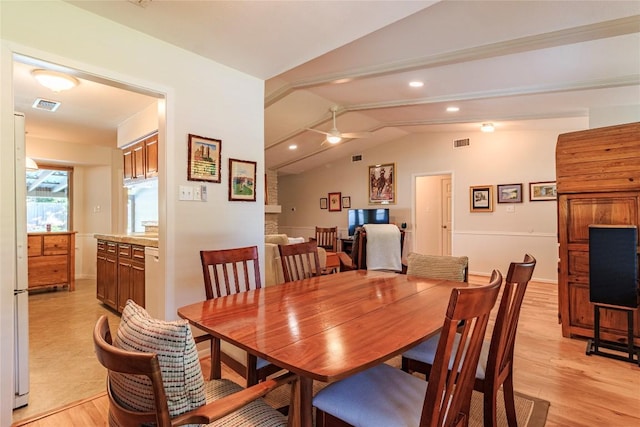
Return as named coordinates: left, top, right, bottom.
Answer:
left=32, top=98, right=61, bottom=112
left=453, top=138, right=470, bottom=148
left=351, top=154, right=363, bottom=162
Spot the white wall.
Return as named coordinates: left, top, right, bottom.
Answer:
left=0, top=2, right=265, bottom=423
left=279, top=119, right=590, bottom=283
left=118, top=101, right=159, bottom=147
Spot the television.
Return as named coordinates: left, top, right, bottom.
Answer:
left=348, top=208, right=390, bottom=236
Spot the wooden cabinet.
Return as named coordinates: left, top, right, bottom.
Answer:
left=123, top=132, right=158, bottom=184
left=27, top=232, right=76, bottom=291
left=556, top=122, right=640, bottom=346
left=96, top=239, right=145, bottom=312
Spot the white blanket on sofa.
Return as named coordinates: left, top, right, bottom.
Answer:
left=364, top=224, right=402, bottom=271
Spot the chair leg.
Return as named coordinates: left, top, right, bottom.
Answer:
left=483, top=383, right=499, bottom=427
left=210, top=337, right=221, bottom=380
left=503, top=373, right=518, bottom=427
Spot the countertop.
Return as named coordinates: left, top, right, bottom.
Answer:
left=94, top=233, right=158, bottom=248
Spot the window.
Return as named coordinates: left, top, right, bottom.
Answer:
left=26, top=166, right=73, bottom=232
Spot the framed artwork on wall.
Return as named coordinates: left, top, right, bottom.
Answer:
left=328, top=192, right=342, bottom=212
left=470, top=185, right=494, bottom=212
left=228, top=158, right=257, bottom=201
left=497, top=183, right=523, bottom=203
left=320, top=198, right=328, bottom=209
left=529, top=181, right=557, bottom=201
left=369, top=163, right=395, bottom=204
left=187, top=134, right=221, bottom=183
left=342, top=196, right=351, bottom=208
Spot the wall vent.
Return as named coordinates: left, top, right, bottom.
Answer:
left=32, top=98, right=61, bottom=112
left=351, top=154, right=363, bottom=162
left=453, top=138, right=470, bottom=148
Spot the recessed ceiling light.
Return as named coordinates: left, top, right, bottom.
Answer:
left=288, top=144, right=297, bottom=150
left=409, top=81, right=424, bottom=88
left=446, top=106, right=460, bottom=112
left=481, top=123, right=495, bottom=133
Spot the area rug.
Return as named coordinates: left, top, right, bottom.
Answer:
left=225, top=357, right=550, bottom=427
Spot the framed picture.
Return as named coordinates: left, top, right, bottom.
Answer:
left=529, top=181, right=557, bottom=201
left=342, top=196, right=351, bottom=209
left=320, top=198, right=328, bottom=209
left=328, top=192, right=342, bottom=212
left=369, top=163, right=396, bottom=204
left=497, top=183, right=523, bottom=203
left=470, top=185, right=494, bottom=212
left=187, top=134, right=221, bottom=183
left=228, top=158, right=257, bottom=201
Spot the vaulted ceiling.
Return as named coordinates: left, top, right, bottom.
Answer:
left=14, top=1, right=640, bottom=175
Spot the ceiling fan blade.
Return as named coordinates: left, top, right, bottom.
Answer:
left=340, top=132, right=373, bottom=139
left=306, top=127, right=331, bottom=136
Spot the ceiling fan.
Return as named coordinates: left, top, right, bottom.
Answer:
left=306, top=106, right=372, bottom=145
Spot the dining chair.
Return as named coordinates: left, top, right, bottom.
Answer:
left=402, top=254, right=537, bottom=427
left=93, top=312, right=295, bottom=427
left=406, top=252, right=469, bottom=282
left=313, top=270, right=503, bottom=427
left=313, top=226, right=338, bottom=252
left=278, top=241, right=322, bottom=282
left=200, top=246, right=283, bottom=386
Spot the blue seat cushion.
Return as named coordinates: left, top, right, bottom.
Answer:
left=313, top=363, right=426, bottom=427
left=403, top=332, right=489, bottom=380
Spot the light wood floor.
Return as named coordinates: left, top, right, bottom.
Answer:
left=12, top=276, right=640, bottom=426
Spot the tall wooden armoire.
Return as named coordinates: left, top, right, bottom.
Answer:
left=556, top=122, right=640, bottom=345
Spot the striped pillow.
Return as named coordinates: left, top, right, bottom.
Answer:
left=111, top=300, right=206, bottom=418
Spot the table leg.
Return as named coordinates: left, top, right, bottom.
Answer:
left=288, top=375, right=313, bottom=427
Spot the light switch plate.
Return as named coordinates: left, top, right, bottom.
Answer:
left=179, top=185, right=194, bottom=200
left=193, top=185, right=202, bottom=201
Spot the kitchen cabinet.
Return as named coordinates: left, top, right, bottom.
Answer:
left=556, top=122, right=640, bottom=346
left=123, top=132, right=158, bottom=184
left=96, top=238, right=146, bottom=313
left=27, top=232, right=76, bottom=291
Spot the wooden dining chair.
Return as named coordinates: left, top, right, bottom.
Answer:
left=313, top=226, right=338, bottom=252
left=402, top=254, right=537, bottom=427
left=278, top=241, right=322, bottom=282
left=406, top=252, right=469, bottom=282
left=93, top=314, right=295, bottom=427
left=313, top=270, right=503, bottom=427
left=200, top=246, right=283, bottom=386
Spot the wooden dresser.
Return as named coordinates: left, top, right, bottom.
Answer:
left=27, top=231, right=76, bottom=291
left=556, top=122, right=640, bottom=345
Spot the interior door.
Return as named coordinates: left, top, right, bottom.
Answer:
left=441, top=177, right=452, bottom=255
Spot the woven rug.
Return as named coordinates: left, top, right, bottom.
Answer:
left=225, top=357, right=549, bottom=427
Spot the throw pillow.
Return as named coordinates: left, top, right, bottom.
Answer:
left=111, top=300, right=206, bottom=417
left=406, top=252, right=469, bottom=282
left=265, top=234, right=289, bottom=246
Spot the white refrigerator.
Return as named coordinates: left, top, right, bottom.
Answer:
left=14, top=112, right=30, bottom=409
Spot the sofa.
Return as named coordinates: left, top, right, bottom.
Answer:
left=265, top=234, right=327, bottom=286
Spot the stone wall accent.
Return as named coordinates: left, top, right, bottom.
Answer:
left=265, top=169, right=279, bottom=234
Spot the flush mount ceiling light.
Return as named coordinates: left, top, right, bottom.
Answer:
left=32, top=69, right=79, bottom=92
left=446, top=106, right=460, bottom=112
left=481, top=123, right=495, bottom=133
left=409, top=81, right=424, bottom=88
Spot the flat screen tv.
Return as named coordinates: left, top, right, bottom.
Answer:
left=348, top=208, right=390, bottom=236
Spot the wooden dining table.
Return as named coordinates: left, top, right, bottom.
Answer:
left=178, top=269, right=468, bottom=427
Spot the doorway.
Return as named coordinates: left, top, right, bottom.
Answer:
left=12, top=54, right=163, bottom=421
left=413, top=173, right=452, bottom=256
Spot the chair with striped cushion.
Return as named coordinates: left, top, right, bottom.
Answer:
left=313, top=270, right=503, bottom=427
left=200, top=246, right=283, bottom=386
left=406, top=252, right=469, bottom=282
left=94, top=301, right=296, bottom=427
left=402, top=254, right=536, bottom=427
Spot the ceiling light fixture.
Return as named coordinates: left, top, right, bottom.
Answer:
left=481, top=123, right=495, bottom=133
left=32, top=69, right=79, bottom=92
left=327, top=135, right=342, bottom=144
left=446, top=106, right=460, bottom=112
left=288, top=144, right=297, bottom=150
left=409, top=81, right=424, bottom=88
left=26, top=157, right=38, bottom=171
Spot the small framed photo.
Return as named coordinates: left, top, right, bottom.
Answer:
left=228, top=158, right=257, bottom=201
left=529, top=181, right=557, bottom=201
left=342, top=196, right=351, bottom=208
left=320, top=198, right=328, bottom=209
left=497, top=183, right=523, bottom=203
left=188, top=134, right=221, bottom=183
left=470, top=185, right=494, bottom=212
left=328, top=192, right=342, bottom=212
left=369, top=163, right=396, bottom=204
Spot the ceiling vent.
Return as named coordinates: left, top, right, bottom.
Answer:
left=32, top=98, right=61, bottom=112
left=351, top=154, right=363, bottom=162
left=453, top=138, right=470, bottom=148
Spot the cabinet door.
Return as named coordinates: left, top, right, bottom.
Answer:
left=117, top=258, right=132, bottom=313
left=132, top=142, right=145, bottom=180
left=96, top=253, right=107, bottom=302
left=27, top=235, right=42, bottom=257
left=123, top=146, right=134, bottom=182
left=131, top=261, right=145, bottom=308
left=103, top=255, right=118, bottom=310
left=144, top=134, right=158, bottom=179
